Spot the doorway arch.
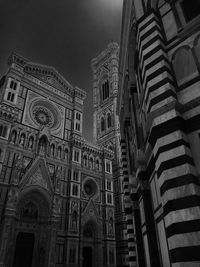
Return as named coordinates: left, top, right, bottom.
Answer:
left=12, top=189, right=51, bottom=267
left=82, top=220, right=100, bottom=267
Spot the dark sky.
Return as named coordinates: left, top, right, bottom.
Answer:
left=0, top=0, right=123, bottom=142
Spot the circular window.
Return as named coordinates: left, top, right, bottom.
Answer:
left=29, top=98, right=61, bottom=130
left=84, top=179, right=98, bottom=197
left=33, top=107, right=52, bottom=126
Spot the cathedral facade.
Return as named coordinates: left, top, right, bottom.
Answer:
left=91, top=43, right=130, bottom=267
left=118, top=0, right=200, bottom=266
left=0, top=53, right=116, bottom=267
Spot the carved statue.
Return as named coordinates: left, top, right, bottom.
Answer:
left=19, top=134, right=25, bottom=146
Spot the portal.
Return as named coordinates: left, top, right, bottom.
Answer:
left=12, top=232, right=35, bottom=267
left=82, top=246, right=93, bottom=267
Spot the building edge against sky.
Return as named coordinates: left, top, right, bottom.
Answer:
left=0, top=52, right=117, bottom=267
left=117, top=0, right=200, bottom=267
left=91, top=43, right=130, bottom=267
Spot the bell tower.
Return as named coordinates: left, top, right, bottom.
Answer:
left=91, top=43, right=129, bottom=267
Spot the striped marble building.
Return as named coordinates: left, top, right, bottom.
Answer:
left=117, top=0, right=200, bottom=266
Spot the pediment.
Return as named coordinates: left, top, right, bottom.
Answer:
left=82, top=199, right=100, bottom=225
left=24, top=62, right=73, bottom=94
left=19, top=157, right=53, bottom=194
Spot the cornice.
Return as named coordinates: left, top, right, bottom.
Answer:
left=91, top=42, right=119, bottom=71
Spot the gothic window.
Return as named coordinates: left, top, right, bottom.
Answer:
left=75, top=122, right=80, bottom=131
left=10, top=80, right=17, bottom=90
left=76, top=112, right=81, bottom=120
left=107, top=181, right=112, bottom=190
left=6, top=79, right=18, bottom=103
left=73, top=150, right=80, bottom=163
left=73, top=170, right=79, bottom=181
left=172, top=47, right=198, bottom=85
left=72, top=184, right=79, bottom=196
left=0, top=125, right=8, bottom=138
left=102, top=80, right=110, bottom=101
left=101, top=117, right=105, bottom=132
left=105, top=161, right=111, bottom=173
left=107, top=193, right=113, bottom=204
left=107, top=113, right=112, bottom=128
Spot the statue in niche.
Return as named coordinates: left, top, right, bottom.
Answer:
left=72, top=210, right=78, bottom=230
left=50, top=144, right=55, bottom=157
left=53, top=197, right=61, bottom=214
left=10, top=130, right=17, bottom=143
left=7, top=189, right=18, bottom=208
left=109, top=216, right=114, bottom=235
left=28, top=136, right=34, bottom=149
left=55, top=166, right=62, bottom=191
left=13, top=154, right=24, bottom=183
left=64, top=148, right=69, bottom=161
left=19, top=134, right=25, bottom=146
left=38, top=135, right=48, bottom=156
left=57, top=147, right=62, bottom=158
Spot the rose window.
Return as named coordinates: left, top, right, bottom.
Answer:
left=84, top=179, right=98, bottom=197
left=29, top=98, right=61, bottom=130
left=33, top=107, right=53, bottom=127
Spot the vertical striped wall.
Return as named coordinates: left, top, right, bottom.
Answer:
left=120, top=139, right=137, bottom=267
left=136, top=10, right=200, bottom=266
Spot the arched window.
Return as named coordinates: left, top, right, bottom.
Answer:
left=107, top=113, right=112, bottom=128
left=101, top=117, right=105, bottom=132
left=102, top=80, right=110, bottom=101
left=172, top=47, right=198, bottom=85
left=2, top=126, right=7, bottom=138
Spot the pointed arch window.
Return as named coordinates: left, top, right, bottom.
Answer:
left=107, top=113, right=112, bottom=128
left=10, top=130, right=17, bottom=143
left=102, top=80, right=110, bottom=101
left=172, top=47, right=198, bottom=85
left=101, top=117, right=105, bottom=132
